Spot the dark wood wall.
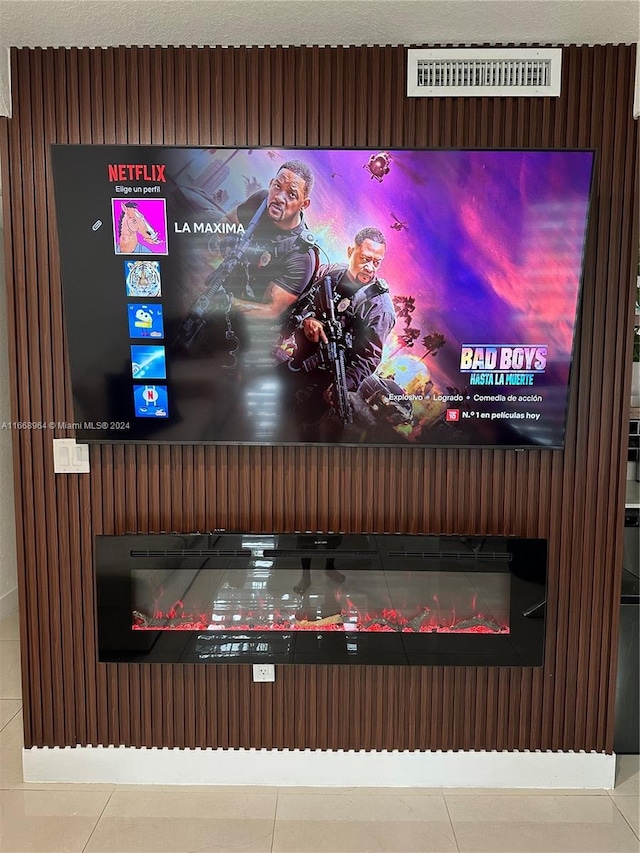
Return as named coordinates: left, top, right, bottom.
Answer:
left=1, top=44, right=637, bottom=753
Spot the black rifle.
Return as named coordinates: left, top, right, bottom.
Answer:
left=281, top=277, right=323, bottom=338
left=173, top=198, right=268, bottom=351
left=301, top=276, right=352, bottom=425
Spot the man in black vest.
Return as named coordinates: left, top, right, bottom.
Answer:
left=284, top=226, right=396, bottom=439
left=224, top=159, right=318, bottom=326
left=209, top=160, right=320, bottom=440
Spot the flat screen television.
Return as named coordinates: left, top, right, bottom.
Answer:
left=51, top=145, right=594, bottom=448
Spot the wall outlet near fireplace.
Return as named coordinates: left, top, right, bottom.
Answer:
left=252, top=664, right=275, bottom=683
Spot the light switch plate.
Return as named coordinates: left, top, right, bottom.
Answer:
left=53, top=438, right=90, bottom=474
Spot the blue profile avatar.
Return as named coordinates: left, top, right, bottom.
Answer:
left=125, top=260, right=162, bottom=297
left=133, top=385, right=169, bottom=418
left=128, top=304, right=164, bottom=339
left=131, top=345, right=166, bottom=380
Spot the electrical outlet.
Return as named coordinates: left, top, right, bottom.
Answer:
left=252, top=664, right=275, bottom=682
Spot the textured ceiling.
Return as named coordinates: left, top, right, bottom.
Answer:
left=0, top=0, right=639, bottom=115
left=2, top=1, right=639, bottom=49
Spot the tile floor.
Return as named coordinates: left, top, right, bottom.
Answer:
left=0, top=608, right=638, bottom=853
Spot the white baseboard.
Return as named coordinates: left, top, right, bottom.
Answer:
left=23, top=746, right=617, bottom=789
left=0, top=586, right=17, bottom=620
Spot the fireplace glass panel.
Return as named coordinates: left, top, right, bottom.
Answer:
left=97, top=533, right=545, bottom=666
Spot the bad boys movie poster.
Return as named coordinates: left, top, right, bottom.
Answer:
left=52, top=145, right=594, bottom=447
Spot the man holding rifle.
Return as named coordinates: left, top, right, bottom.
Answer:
left=175, top=159, right=317, bottom=361
left=285, top=226, right=396, bottom=440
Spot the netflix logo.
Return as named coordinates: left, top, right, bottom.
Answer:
left=108, top=164, right=166, bottom=182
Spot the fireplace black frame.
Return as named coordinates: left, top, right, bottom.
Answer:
left=95, top=532, right=547, bottom=667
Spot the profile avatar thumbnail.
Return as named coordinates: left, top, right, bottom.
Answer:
left=131, top=345, right=167, bottom=380
left=128, top=304, right=164, bottom=339
left=125, top=260, right=162, bottom=298
left=112, top=199, right=168, bottom=255
left=133, top=385, right=169, bottom=418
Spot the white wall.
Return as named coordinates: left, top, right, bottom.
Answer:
left=0, top=187, right=19, bottom=618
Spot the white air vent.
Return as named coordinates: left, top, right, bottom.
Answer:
left=407, top=48, right=562, bottom=98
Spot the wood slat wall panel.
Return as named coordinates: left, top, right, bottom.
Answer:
left=0, top=43, right=637, bottom=754
left=599, top=43, right=639, bottom=753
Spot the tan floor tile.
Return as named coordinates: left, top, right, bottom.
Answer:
left=443, top=787, right=608, bottom=796
left=0, top=788, right=110, bottom=853
left=85, top=817, right=275, bottom=853
left=272, top=819, right=458, bottom=852
left=276, top=791, right=451, bottom=823
left=0, top=699, right=21, bottom=730
left=277, top=785, right=448, bottom=796
left=616, top=755, right=640, bottom=796
left=114, top=783, right=279, bottom=794
left=102, top=788, right=277, bottom=820
left=0, top=643, right=22, bottom=699
left=611, top=794, right=640, bottom=837
left=0, top=710, right=23, bottom=750
left=278, top=785, right=607, bottom=797
left=0, top=612, right=20, bottom=643
left=446, top=793, right=640, bottom=852
left=273, top=792, right=457, bottom=852
left=83, top=791, right=276, bottom=853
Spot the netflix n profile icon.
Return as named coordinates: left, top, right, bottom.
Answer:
left=446, top=409, right=460, bottom=422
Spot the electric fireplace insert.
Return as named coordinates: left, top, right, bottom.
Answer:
left=96, top=533, right=547, bottom=666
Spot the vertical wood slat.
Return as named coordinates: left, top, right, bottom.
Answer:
left=600, top=43, right=638, bottom=749
left=38, top=44, right=68, bottom=744
left=577, top=43, right=613, bottom=751
left=43, top=47, right=85, bottom=744
left=0, top=43, right=636, bottom=754
left=16, top=47, right=54, bottom=747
